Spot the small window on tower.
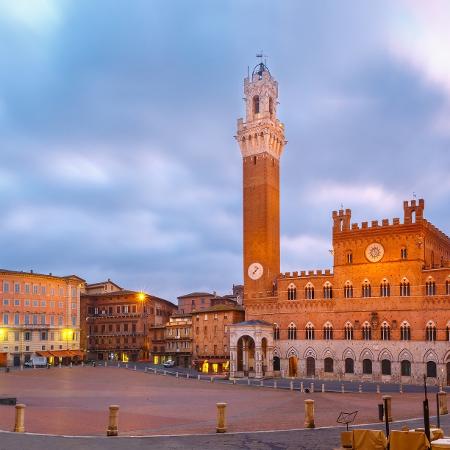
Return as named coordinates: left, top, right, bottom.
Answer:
left=401, top=247, right=407, bottom=259
left=253, top=95, right=260, bottom=114
left=346, top=251, right=353, bottom=264
left=269, top=97, right=273, bottom=115
left=253, top=156, right=257, bottom=165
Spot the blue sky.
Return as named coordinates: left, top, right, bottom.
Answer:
left=0, top=0, right=449, bottom=301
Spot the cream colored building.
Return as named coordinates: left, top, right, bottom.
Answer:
left=0, top=269, right=85, bottom=367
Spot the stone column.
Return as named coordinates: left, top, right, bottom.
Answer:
left=216, top=403, right=227, bottom=433
left=14, top=404, right=26, bottom=432
left=255, top=346, right=263, bottom=379
left=304, top=399, right=315, bottom=428
left=107, top=405, right=119, bottom=436
left=265, top=346, right=274, bottom=377
left=382, top=395, right=392, bottom=422
left=438, top=391, right=448, bottom=415
left=230, top=346, right=237, bottom=378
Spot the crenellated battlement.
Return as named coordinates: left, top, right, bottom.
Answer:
left=333, top=199, right=429, bottom=235
left=280, top=269, right=333, bottom=279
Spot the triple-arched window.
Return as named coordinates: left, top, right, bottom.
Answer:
left=380, top=279, right=390, bottom=297
left=362, top=280, right=371, bottom=298
left=273, top=323, right=280, bottom=340
left=362, top=322, right=372, bottom=340
left=399, top=279, right=410, bottom=296
left=287, top=322, right=297, bottom=340
left=380, top=322, right=391, bottom=341
left=344, top=281, right=353, bottom=299
left=323, top=322, right=333, bottom=340
left=287, top=283, right=297, bottom=301
left=323, top=282, right=333, bottom=299
left=344, top=322, right=353, bottom=340
left=305, top=322, right=315, bottom=340
left=426, top=321, right=436, bottom=341
left=400, top=321, right=411, bottom=341
left=305, top=283, right=315, bottom=300
left=426, top=279, right=436, bottom=296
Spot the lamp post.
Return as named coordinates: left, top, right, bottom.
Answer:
left=137, top=292, right=147, bottom=360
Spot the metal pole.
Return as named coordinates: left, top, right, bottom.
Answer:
left=436, top=392, right=441, bottom=429
left=423, top=375, right=431, bottom=443
left=383, top=397, right=390, bottom=438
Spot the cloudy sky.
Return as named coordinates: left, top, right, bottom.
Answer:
left=0, top=0, right=449, bottom=301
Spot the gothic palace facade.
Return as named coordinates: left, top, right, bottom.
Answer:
left=229, top=62, right=450, bottom=385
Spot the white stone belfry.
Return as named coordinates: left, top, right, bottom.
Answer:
left=236, top=62, right=286, bottom=160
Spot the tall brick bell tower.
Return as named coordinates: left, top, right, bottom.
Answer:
left=236, top=61, right=286, bottom=302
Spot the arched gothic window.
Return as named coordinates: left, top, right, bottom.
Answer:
left=381, top=322, right=391, bottom=341
left=305, top=284, right=315, bottom=300
left=344, top=322, right=353, bottom=340
left=288, top=322, right=297, bottom=340
left=305, top=322, right=315, bottom=340
left=287, top=283, right=297, bottom=301
left=324, top=357, right=334, bottom=373
left=362, top=281, right=371, bottom=298
left=401, top=247, right=408, bottom=259
left=427, top=361, right=437, bottom=378
left=346, top=251, right=353, bottom=264
left=380, top=279, right=390, bottom=297
left=273, top=323, right=280, bottom=340
left=253, top=95, right=260, bottom=114
left=426, top=280, right=436, bottom=296
left=400, top=322, right=411, bottom=341
left=323, top=322, right=333, bottom=340
left=362, top=322, right=372, bottom=340
left=400, top=279, right=410, bottom=296
left=381, top=359, right=392, bottom=375
left=345, top=358, right=354, bottom=374
left=323, top=283, right=333, bottom=299
left=268, top=97, right=273, bottom=115
left=426, top=321, right=436, bottom=341
left=401, top=360, right=411, bottom=376
left=344, top=282, right=353, bottom=299
left=363, top=359, right=372, bottom=374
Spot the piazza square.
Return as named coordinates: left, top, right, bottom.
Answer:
left=1, top=1, right=450, bottom=449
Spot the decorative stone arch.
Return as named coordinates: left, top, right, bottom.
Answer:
left=423, top=349, right=439, bottom=363
left=323, top=280, right=332, bottom=287
left=400, top=320, right=411, bottom=327
left=427, top=275, right=435, bottom=281
left=426, top=320, right=436, bottom=327
left=303, top=347, right=317, bottom=359
left=401, top=276, right=410, bottom=283
left=345, top=280, right=352, bottom=286
left=273, top=347, right=281, bottom=358
left=305, top=281, right=314, bottom=288
left=378, top=348, right=394, bottom=362
left=344, top=320, right=353, bottom=327
left=342, top=347, right=356, bottom=361
left=443, top=350, right=450, bottom=363
left=398, top=348, right=414, bottom=362
left=359, top=348, right=374, bottom=362
left=229, top=320, right=274, bottom=379
left=287, top=282, right=296, bottom=289
left=322, top=347, right=335, bottom=359
left=286, top=346, right=299, bottom=359
left=323, top=320, right=333, bottom=328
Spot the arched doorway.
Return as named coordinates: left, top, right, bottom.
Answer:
left=236, top=335, right=255, bottom=375
left=288, top=356, right=298, bottom=377
left=306, top=357, right=315, bottom=377
left=273, top=356, right=281, bottom=371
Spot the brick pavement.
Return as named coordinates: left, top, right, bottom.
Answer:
left=0, top=366, right=447, bottom=445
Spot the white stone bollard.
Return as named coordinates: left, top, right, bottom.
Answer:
left=81, top=362, right=84, bottom=368
left=125, top=364, right=128, bottom=369
left=216, top=403, right=227, bottom=433
left=247, top=378, right=250, bottom=386
left=106, top=405, right=119, bottom=436
left=304, top=399, right=315, bottom=428
left=117, top=363, right=120, bottom=368
left=20, top=365, right=23, bottom=371
left=260, top=380, right=264, bottom=387
left=163, top=370, right=167, bottom=376
left=197, top=374, right=201, bottom=381
left=290, top=380, right=293, bottom=391
left=104, top=361, right=107, bottom=367
left=321, top=384, right=325, bottom=393
left=376, top=384, right=380, bottom=394
left=300, top=382, right=304, bottom=393
left=341, top=384, right=345, bottom=393
left=13, top=404, right=26, bottom=432
left=359, top=384, right=362, bottom=393
left=187, top=373, right=190, bottom=379
left=310, top=383, right=314, bottom=393
left=134, top=365, right=137, bottom=371
left=210, top=376, right=213, bottom=383
left=144, top=367, right=147, bottom=373
left=274, top=380, right=277, bottom=389
left=233, top=379, right=236, bottom=385
left=399, top=384, right=403, bottom=394
left=176, top=372, right=179, bottom=378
